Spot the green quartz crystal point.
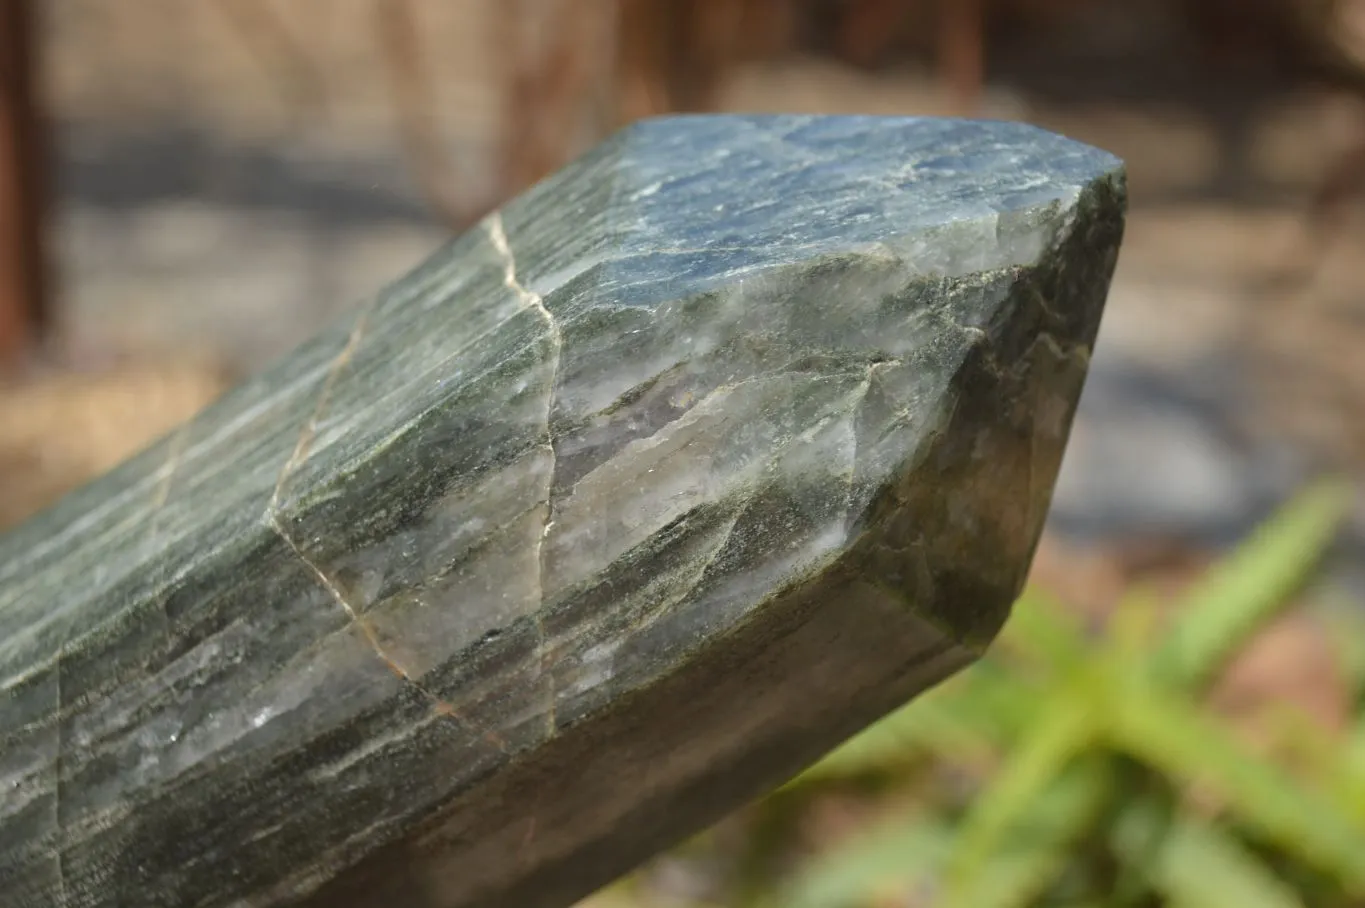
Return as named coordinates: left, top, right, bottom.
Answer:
left=0, top=115, right=1125, bottom=908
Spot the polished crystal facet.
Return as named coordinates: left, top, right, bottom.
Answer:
left=0, top=115, right=1124, bottom=908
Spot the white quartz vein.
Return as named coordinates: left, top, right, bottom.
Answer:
left=485, top=211, right=561, bottom=738
left=37, top=423, right=200, bottom=878
left=259, top=302, right=510, bottom=747
left=150, top=423, right=190, bottom=515
left=270, top=306, right=370, bottom=513
left=47, top=425, right=189, bottom=907
left=265, top=513, right=506, bottom=751
left=256, top=303, right=498, bottom=743
left=35, top=412, right=191, bottom=899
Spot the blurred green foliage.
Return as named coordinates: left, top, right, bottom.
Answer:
left=602, top=479, right=1364, bottom=908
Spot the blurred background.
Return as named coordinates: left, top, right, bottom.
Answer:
left=5, top=1, right=1365, bottom=905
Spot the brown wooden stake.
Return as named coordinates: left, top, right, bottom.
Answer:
left=939, top=0, right=984, bottom=115
left=212, top=0, right=331, bottom=125
left=0, top=0, right=48, bottom=367
left=498, top=0, right=602, bottom=194
left=835, top=0, right=908, bottom=69
left=375, top=0, right=473, bottom=229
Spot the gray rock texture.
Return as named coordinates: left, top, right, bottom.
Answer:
left=0, top=115, right=1125, bottom=908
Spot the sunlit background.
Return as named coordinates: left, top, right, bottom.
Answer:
left=4, top=1, right=1365, bottom=905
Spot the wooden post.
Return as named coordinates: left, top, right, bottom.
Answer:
left=939, top=0, right=985, bottom=114
left=0, top=0, right=47, bottom=367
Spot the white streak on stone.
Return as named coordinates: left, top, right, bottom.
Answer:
left=485, top=212, right=561, bottom=739
left=266, top=513, right=506, bottom=752
left=269, top=307, right=370, bottom=514
left=845, top=361, right=886, bottom=526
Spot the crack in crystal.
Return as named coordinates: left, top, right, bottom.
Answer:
left=955, top=322, right=990, bottom=346
left=1026, top=283, right=1067, bottom=328
left=938, top=308, right=1089, bottom=383
left=254, top=295, right=508, bottom=745
left=620, top=358, right=884, bottom=625
left=266, top=513, right=506, bottom=751
left=36, top=422, right=202, bottom=859
left=150, top=422, right=189, bottom=515
left=0, top=351, right=342, bottom=605
left=845, top=360, right=893, bottom=529
left=641, top=506, right=746, bottom=635
left=269, top=306, right=371, bottom=514
left=1034, top=331, right=1091, bottom=368
left=485, top=212, right=562, bottom=740
left=149, top=422, right=191, bottom=671
left=559, top=361, right=874, bottom=513
left=551, top=375, right=756, bottom=510
left=331, top=270, right=548, bottom=447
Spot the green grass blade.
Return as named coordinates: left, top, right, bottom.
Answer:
left=945, top=659, right=1050, bottom=738
left=1109, top=685, right=1365, bottom=891
left=780, top=814, right=952, bottom=908
left=1345, top=720, right=1365, bottom=807
left=962, top=850, right=1072, bottom=908
left=1150, top=813, right=1305, bottom=908
left=1001, top=588, right=1092, bottom=670
left=954, top=760, right=1113, bottom=908
left=784, top=763, right=1108, bottom=908
left=1322, top=609, right=1365, bottom=689
left=943, top=692, right=1102, bottom=899
left=1108, top=790, right=1178, bottom=905
left=1151, top=478, right=1351, bottom=691
left=1257, top=709, right=1365, bottom=821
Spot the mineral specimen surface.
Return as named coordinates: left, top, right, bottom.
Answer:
left=0, top=115, right=1125, bottom=908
